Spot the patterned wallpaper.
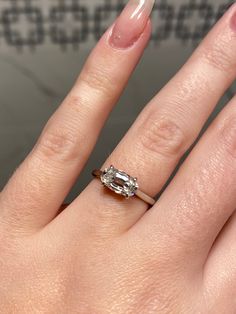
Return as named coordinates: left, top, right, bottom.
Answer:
left=0, top=0, right=233, bottom=51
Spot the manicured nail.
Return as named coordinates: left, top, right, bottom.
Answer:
left=109, top=0, right=155, bottom=49
left=230, top=6, right=236, bottom=31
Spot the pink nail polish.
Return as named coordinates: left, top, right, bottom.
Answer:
left=231, top=8, right=236, bottom=31
left=109, top=0, right=155, bottom=49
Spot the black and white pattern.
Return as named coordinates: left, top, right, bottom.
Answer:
left=0, top=0, right=234, bottom=50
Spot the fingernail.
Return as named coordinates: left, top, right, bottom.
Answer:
left=231, top=6, right=236, bottom=31
left=109, top=0, right=155, bottom=49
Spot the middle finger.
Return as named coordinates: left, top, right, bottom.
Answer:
left=74, top=4, right=236, bottom=233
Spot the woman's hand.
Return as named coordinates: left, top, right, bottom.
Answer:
left=1, top=1, right=236, bottom=313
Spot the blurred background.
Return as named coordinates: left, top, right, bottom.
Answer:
left=0, top=0, right=235, bottom=202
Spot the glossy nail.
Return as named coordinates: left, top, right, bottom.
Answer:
left=231, top=6, right=236, bottom=31
left=109, top=0, right=155, bottom=49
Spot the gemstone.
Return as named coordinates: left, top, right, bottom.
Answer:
left=101, top=165, right=139, bottom=198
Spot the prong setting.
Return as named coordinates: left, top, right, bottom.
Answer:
left=101, top=165, right=139, bottom=198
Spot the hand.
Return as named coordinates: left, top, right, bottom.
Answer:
left=1, top=1, right=236, bottom=313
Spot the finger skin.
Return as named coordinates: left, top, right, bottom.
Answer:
left=139, top=93, right=236, bottom=273
left=202, top=213, right=236, bottom=312
left=72, top=4, right=236, bottom=234
left=107, top=3, right=236, bottom=197
left=0, top=20, right=152, bottom=232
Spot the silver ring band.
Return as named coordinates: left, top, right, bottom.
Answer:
left=92, top=165, right=155, bottom=206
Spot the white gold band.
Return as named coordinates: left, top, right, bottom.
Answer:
left=92, top=166, right=155, bottom=206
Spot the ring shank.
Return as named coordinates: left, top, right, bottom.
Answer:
left=92, top=169, right=103, bottom=178
left=92, top=169, right=155, bottom=206
left=135, top=189, right=155, bottom=206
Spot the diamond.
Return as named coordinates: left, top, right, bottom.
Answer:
left=101, top=165, right=139, bottom=198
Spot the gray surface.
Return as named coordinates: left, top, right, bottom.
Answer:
left=0, top=0, right=235, bottom=203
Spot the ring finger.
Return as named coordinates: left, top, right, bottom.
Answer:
left=70, top=3, right=236, bottom=233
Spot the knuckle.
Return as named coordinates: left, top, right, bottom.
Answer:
left=200, top=35, right=235, bottom=73
left=36, top=127, right=78, bottom=162
left=79, top=65, right=115, bottom=97
left=64, top=94, right=84, bottom=111
left=139, top=113, right=185, bottom=158
left=63, top=93, right=91, bottom=118
left=218, top=115, right=236, bottom=159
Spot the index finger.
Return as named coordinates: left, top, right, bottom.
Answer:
left=0, top=0, right=154, bottom=232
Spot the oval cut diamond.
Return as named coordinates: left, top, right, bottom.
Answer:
left=101, top=166, right=138, bottom=198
